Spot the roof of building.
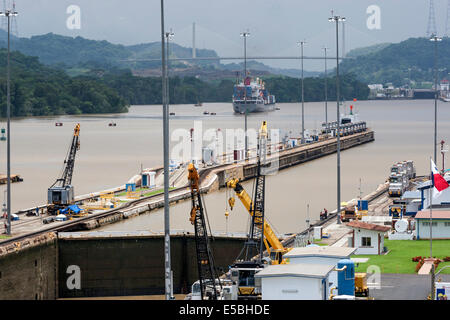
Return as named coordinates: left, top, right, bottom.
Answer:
left=284, top=246, right=356, bottom=259
left=254, top=263, right=335, bottom=279
left=415, top=210, right=450, bottom=219
left=346, top=220, right=391, bottom=232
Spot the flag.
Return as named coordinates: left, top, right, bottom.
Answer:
left=431, top=159, right=449, bottom=197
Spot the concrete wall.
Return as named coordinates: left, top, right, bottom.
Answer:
left=58, top=234, right=245, bottom=298
left=0, top=234, right=58, bottom=300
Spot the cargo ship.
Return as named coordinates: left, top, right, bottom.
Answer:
left=232, top=77, right=276, bottom=113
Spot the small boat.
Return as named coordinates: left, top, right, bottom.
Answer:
left=170, top=112, right=176, bottom=116
left=55, top=122, right=63, bottom=127
left=210, top=112, right=216, bottom=115
left=195, top=102, right=203, bottom=107
left=275, top=107, right=280, bottom=110
left=108, top=122, right=117, bottom=127
left=203, top=111, right=209, bottom=115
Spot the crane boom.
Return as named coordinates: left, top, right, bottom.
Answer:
left=227, top=121, right=290, bottom=264
left=226, top=178, right=288, bottom=255
left=51, top=123, right=80, bottom=188
left=188, top=163, right=220, bottom=300
left=47, top=123, right=81, bottom=214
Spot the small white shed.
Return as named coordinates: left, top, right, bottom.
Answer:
left=283, top=246, right=357, bottom=296
left=254, top=263, right=335, bottom=300
left=346, top=221, right=391, bottom=255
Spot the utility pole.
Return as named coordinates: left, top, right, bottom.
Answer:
left=1, top=8, right=18, bottom=235
left=323, top=47, right=329, bottom=132
left=329, top=13, right=346, bottom=225
left=298, top=40, right=306, bottom=143
left=160, top=0, right=173, bottom=300
left=240, top=31, right=250, bottom=160
left=430, top=35, right=442, bottom=163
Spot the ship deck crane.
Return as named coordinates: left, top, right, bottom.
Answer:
left=188, top=163, right=221, bottom=300
left=47, top=123, right=80, bottom=215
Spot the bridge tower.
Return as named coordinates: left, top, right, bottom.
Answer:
left=446, top=0, right=450, bottom=37
left=427, top=0, right=437, bottom=37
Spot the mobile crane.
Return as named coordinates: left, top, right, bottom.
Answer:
left=226, top=121, right=291, bottom=300
left=47, top=123, right=81, bottom=215
left=187, top=163, right=221, bottom=300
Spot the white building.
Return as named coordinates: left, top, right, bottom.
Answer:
left=283, top=246, right=356, bottom=296
left=414, top=210, right=450, bottom=240
left=254, top=263, right=335, bottom=300
left=346, top=221, right=391, bottom=255
left=417, top=177, right=450, bottom=210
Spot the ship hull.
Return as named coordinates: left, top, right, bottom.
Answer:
left=232, top=101, right=276, bottom=114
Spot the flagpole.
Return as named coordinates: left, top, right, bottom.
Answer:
left=430, top=157, right=434, bottom=300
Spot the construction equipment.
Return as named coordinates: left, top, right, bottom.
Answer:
left=226, top=121, right=291, bottom=300
left=355, top=273, right=369, bottom=297
left=47, top=123, right=81, bottom=215
left=187, top=163, right=221, bottom=300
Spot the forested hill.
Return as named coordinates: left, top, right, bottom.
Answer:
left=0, top=31, right=218, bottom=69
left=0, top=49, right=128, bottom=117
left=340, top=37, right=450, bottom=86
left=100, top=71, right=369, bottom=105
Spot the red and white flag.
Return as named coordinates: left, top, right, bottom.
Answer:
left=431, top=159, right=449, bottom=197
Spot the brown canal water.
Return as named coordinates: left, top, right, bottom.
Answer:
left=0, top=99, right=448, bottom=234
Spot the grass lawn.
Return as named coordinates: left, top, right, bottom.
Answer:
left=352, top=239, right=450, bottom=274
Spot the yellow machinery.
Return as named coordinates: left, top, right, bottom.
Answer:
left=226, top=178, right=291, bottom=264
left=355, top=273, right=369, bottom=297
left=226, top=121, right=291, bottom=265
left=81, top=192, right=118, bottom=211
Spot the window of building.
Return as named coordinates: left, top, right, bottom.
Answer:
left=422, top=222, right=438, bottom=227
left=361, top=237, right=371, bottom=247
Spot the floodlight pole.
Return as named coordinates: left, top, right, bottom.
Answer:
left=329, top=14, right=345, bottom=225
left=1, top=9, right=18, bottom=235
left=160, top=0, right=173, bottom=301
left=298, top=41, right=306, bottom=144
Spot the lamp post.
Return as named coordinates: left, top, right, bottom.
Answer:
left=430, top=35, right=442, bottom=164
left=160, top=0, right=173, bottom=301
left=165, top=29, right=174, bottom=108
left=329, top=13, right=346, bottom=224
left=0, top=9, right=18, bottom=235
left=240, top=31, right=250, bottom=160
left=297, top=41, right=306, bottom=144
left=323, top=47, right=329, bottom=132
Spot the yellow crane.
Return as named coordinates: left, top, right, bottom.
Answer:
left=226, top=121, right=291, bottom=265
left=226, top=178, right=291, bottom=264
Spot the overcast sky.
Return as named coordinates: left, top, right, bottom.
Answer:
left=6, top=0, right=448, bottom=70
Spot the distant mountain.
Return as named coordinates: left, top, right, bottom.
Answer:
left=345, top=43, right=391, bottom=58
left=0, top=49, right=128, bottom=117
left=340, top=37, right=450, bottom=86
left=220, top=60, right=320, bottom=78
left=0, top=30, right=317, bottom=80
